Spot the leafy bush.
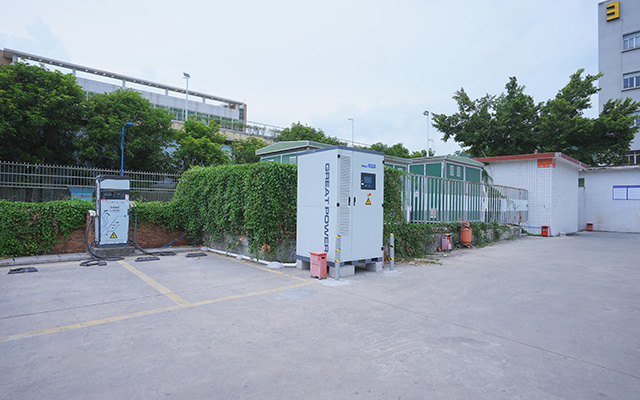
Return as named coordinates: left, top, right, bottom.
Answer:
left=383, top=221, right=510, bottom=261
left=383, top=166, right=405, bottom=225
left=0, top=200, right=93, bottom=257
left=0, top=199, right=178, bottom=258
left=170, top=163, right=297, bottom=257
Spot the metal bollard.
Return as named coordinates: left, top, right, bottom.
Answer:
left=390, top=233, right=395, bottom=271
left=335, top=235, right=341, bottom=280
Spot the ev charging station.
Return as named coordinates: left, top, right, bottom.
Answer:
left=296, top=147, right=384, bottom=278
left=95, top=175, right=131, bottom=248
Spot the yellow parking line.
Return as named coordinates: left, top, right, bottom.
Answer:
left=0, top=280, right=312, bottom=343
left=118, top=260, right=189, bottom=306
left=0, top=305, right=182, bottom=342
left=190, top=281, right=314, bottom=307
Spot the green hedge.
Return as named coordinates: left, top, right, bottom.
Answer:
left=0, top=200, right=94, bottom=257
left=383, top=221, right=510, bottom=261
left=171, top=163, right=297, bottom=257
left=0, top=200, right=177, bottom=258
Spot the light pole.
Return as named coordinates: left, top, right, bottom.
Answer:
left=347, top=117, right=354, bottom=147
left=423, top=110, right=431, bottom=156
left=183, top=72, right=190, bottom=121
left=121, top=122, right=134, bottom=176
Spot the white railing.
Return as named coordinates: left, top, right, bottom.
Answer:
left=403, top=174, right=528, bottom=225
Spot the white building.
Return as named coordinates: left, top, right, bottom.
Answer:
left=476, top=153, right=588, bottom=236
left=579, top=165, right=640, bottom=233
left=0, top=48, right=246, bottom=130
left=598, top=0, right=640, bottom=164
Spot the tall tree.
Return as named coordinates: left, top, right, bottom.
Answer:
left=590, top=97, right=639, bottom=165
left=230, top=136, right=267, bottom=164
left=76, top=89, right=175, bottom=172
left=433, top=70, right=639, bottom=165
left=276, top=122, right=342, bottom=145
left=0, top=62, right=84, bottom=164
left=173, top=120, right=230, bottom=171
left=432, top=77, right=538, bottom=158
left=535, top=70, right=601, bottom=160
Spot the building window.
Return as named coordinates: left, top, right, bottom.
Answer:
left=457, top=166, right=462, bottom=177
left=632, top=111, right=640, bottom=128
left=578, top=178, right=585, bottom=188
left=627, top=150, right=640, bottom=165
left=623, top=72, right=640, bottom=89
left=623, top=32, right=640, bottom=51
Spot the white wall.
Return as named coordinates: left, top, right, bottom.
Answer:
left=552, top=162, right=580, bottom=234
left=484, top=158, right=581, bottom=235
left=579, top=167, right=640, bottom=232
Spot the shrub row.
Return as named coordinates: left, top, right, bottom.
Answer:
left=171, top=163, right=297, bottom=257
left=0, top=200, right=176, bottom=258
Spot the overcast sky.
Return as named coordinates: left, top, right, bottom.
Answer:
left=0, top=0, right=598, bottom=155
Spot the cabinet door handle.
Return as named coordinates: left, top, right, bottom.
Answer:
left=354, top=197, right=356, bottom=206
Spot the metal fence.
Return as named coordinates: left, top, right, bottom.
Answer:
left=403, top=174, right=528, bottom=225
left=0, top=161, right=181, bottom=203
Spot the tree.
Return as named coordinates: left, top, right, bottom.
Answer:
left=0, top=62, right=84, bottom=164
left=77, top=89, right=175, bottom=172
left=370, top=142, right=427, bottom=158
left=589, top=97, right=639, bottom=165
left=276, top=122, right=342, bottom=145
left=535, top=70, right=601, bottom=161
left=231, top=136, right=267, bottom=164
left=433, top=70, right=639, bottom=165
left=173, top=120, right=230, bottom=171
left=432, top=77, right=538, bottom=158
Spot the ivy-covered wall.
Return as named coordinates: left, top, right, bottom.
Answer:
left=171, top=163, right=297, bottom=259
left=0, top=200, right=181, bottom=258
left=0, top=200, right=94, bottom=257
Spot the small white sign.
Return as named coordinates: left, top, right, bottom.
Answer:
left=613, top=186, right=627, bottom=200
left=628, top=186, right=640, bottom=200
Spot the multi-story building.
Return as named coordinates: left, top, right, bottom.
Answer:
left=0, top=48, right=247, bottom=130
left=598, top=0, right=640, bottom=164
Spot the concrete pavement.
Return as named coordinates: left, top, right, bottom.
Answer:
left=1, top=232, right=639, bottom=399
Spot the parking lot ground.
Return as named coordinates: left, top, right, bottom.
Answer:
left=1, top=232, right=639, bottom=399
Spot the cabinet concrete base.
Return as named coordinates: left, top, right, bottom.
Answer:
left=329, top=265, right=355, bottom=278
left=296, top=259, right=310, bottom=270
left=364, top=261, right=382, bottom=272
left=93, top=245, right=134, bottom=258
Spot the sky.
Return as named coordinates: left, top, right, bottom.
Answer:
left=0, top=0, right=599, bottom=156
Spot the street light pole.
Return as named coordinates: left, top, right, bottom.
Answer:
left=121, top=122, right=134, bottom=176
left=183, top=72, right=191, bottom=121
left=423, top=110, right=430, bottom=156
left=347, top=117, right=354, bottom=147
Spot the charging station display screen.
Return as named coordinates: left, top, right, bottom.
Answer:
left=361, top=173, right=376, bottom=190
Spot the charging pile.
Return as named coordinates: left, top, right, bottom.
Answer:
left=80, top=175, right=176, bottom=267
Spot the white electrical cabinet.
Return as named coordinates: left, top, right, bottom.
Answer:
left=296, top=147, right=384, bottom=277
left=95, top=175, right=130, bottom=246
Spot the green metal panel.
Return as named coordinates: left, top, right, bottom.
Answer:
left=394, top=165, right=407, bottom=172
left=282, top=153, right=298, bottom=163
left=465, top=167, right=481, bottom=183
left=409, top=164, right=425, bottom=175
left=425, top=163, right=442, bottom=177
